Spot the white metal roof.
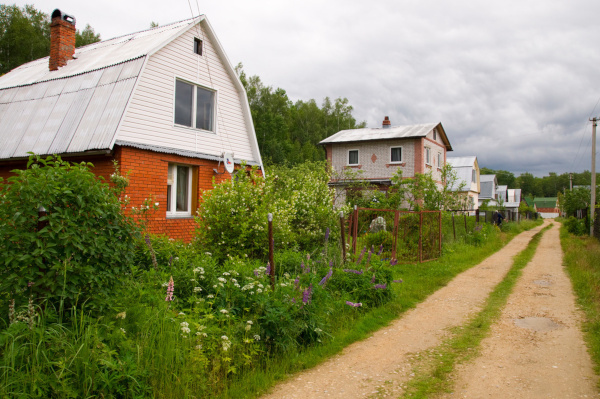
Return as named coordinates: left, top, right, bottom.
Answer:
left=0, top=17, right=200, bottom=89
left=0, top=17, right=201, bottom=159
left=480, top=174, right=497, bottom=183
left=319, top=122, right=453, bottom=150
left=447, top=156, right=476, bottom=168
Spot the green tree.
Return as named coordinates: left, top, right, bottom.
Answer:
left=0, top=4, right=49, bottom=75
left=0, top=4, right=101, bottom=75
left=480, top=168, right=515, bottom=187
left=235, top=63, right=365, bottom=165
left=75, top=23, right=100, bottom=47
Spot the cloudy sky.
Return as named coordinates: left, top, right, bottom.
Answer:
left=14, top=0, right=600, bottom=176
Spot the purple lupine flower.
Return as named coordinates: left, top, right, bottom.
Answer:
left=372, top=283, right=387, bottom=290
left=301, top=261, right=310, bottom=274
left=294, top=276, right=300, bottom=290
left=254, top=269, right=260, bottom=277
left=346, top=301, right=362, bottom=307
left=329, top=260, right=334, bottom=268
left=291, top=297, right=297, bottom=304
left=371, top=245, right=375, bottom=254
left=302, top=285, right=313, bottom=305
left=168, top=256, right=173, bottom=268
left=324, top=227, right=330, bottom=243
left=389, top=258, right=398, bottom=266
left=371, top=273, right=376, bottom=283
left=366, top=250, right=372, bottom=265
left=393, top=279, right=403, bottom=283
left=165, top=276, right=174, bottom=301
left=319, top=268, right=333, bottom=286
left=378, top=244, right=384, bottom=255
left=356, top=246, right=367, bottom=264
left=343, top=269, right=363, bottom=275
left=266, top=262, right=271, bottom=275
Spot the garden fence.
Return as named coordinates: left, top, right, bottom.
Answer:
left=348, top=207, right=441, bottom=263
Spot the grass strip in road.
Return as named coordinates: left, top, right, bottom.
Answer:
left=400, top=223, right=553, bottom=399
left=225, top=220, right=542, bottom=398
left=560, top=225, right=600, bottom=389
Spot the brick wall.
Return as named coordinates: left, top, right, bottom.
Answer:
left=49, top=13, right=76, bottom=71
left=0, top=146, right=238, bottom=243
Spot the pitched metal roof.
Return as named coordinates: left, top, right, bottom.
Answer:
left=319, top=122, right=453, bottom=150
left=0, top=17, right=200, bottom=89
left=0, top=17, right=202, bottom=160
left=480, top=174, right=497, bottom=183
left=447, top=156, right=476, bottom=168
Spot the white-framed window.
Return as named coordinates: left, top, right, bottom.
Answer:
left=437, top=152, right=442, bottom=168
left=194, top=38, right=203, bottom=55
left=390, top=146, right=402, bottom=163
left=348, top=149, right=359, bottom=165
left=174, top=79, right=215, bottom=132
left=425, top=147, right=431, bottom=165
left=167, top=164, right=192, bottom=217
left=472, top=169, right=477, bottom=183
left=433, top=129, right=437, bottom=141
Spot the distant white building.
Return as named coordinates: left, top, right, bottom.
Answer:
left=446, top=156, right=480, bottom=210
left=478, top=175, right=498, bottom=207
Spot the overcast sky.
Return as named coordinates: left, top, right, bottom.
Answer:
left=13, top=0, right=600, bottom=176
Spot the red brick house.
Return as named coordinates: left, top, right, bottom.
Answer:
left=0, top=10, right=264, bottom=242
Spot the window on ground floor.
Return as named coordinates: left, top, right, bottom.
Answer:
left=167, top=164, right=194, bottom=217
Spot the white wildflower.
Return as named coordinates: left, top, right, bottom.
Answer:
left=193, top=287, right=202, bottom=293
left=220, top=309, right=228, bottom=314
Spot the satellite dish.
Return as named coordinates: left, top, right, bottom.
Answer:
left=223, top=153, right=234, bottom=174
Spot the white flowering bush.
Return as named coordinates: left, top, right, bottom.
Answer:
left=195, top=162, right=337, bottom=261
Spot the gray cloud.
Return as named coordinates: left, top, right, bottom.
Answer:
left=14, top=0, right=600, bottom=176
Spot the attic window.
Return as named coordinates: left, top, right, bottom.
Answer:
left=433, top=129, right=437, bottom=141
left=194, top=38, right=203, bottom=55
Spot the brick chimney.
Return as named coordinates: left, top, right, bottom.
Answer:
left=382, top=116, right=391, bottom=128
left=49, top=9, right=76, bottom=71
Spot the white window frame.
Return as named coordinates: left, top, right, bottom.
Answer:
left=433, top=129, right=437, bottom=141
left=390, top=146, right=403, bottom=163
left=437, top=152, right=442, bottom=168
left=348, top=149, right=359, bottom=166
left=174, top=78, right=216, bottom=133
left=166, top=164, right=193, bottom=217
left=425, top=147, right=431, bottom=165
left=472, top=169, right=477, bottom=183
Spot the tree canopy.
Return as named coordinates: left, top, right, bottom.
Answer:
left=0, top=4, right=100, bottom=75
left=481, top=167, right=597, bottom=198
left=236, top=63, right=365, bottom=166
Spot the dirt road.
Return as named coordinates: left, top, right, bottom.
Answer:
left=260, top=221, right=599, bottom=398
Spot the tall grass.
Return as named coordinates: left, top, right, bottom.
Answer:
left=560, top=225, right=600, bottom=387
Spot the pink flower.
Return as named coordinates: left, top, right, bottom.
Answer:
left=165, top=276, right=174, bottom=301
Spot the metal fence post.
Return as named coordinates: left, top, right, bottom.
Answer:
left=452, top=212, right=456, bottom=240
left=268, top=213, right=275, bottom=290
left=352, top=205, right=358, bottom=255
left=339, top=211, right=346, bottom=263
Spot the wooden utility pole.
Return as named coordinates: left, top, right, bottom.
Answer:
left=591, top=118, right=597, bottom=237
left=569, top=172, right=573, bottom=191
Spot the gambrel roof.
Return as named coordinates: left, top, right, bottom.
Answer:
left=0, top=16, right=263, bottom=168
left=319, top=122, right=453, bottom=151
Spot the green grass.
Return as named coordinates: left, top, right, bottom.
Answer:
left=223, top=219, right=543, bottom=398
left=560, top=225, right=600, bottom=389
left=398, top=223, right=552, bottom=398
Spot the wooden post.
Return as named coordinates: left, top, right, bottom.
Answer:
left=452, top=212, right=456, bottom=240
left=392, top=210, right=400, bottom=260
left=419, top=211, right=423, bottom=263
left=438, top=211, right=442, bottom=257
left=476, top=209, right=480, bottom=224
left=352, top=205, right=358, bottom=255
left=268, top=213, right=275, bottom=290
left=339, top=211, right=346, bottom=263
left=464, top=213, right=467, bottom=233
left=37, top=205, right=48, bottom=232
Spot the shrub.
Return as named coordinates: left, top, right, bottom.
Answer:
left=195, top=162, right=338, bottom=261
left=564, top=216, right=587, bottom=236
left=0, top=155, right=139, bottom=311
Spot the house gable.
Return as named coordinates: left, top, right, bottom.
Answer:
left=117, top=19, right=261, bottom=165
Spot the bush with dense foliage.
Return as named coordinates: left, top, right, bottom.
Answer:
left=0, top=155, right=139, bottom=311
left=195, top=161, right=337, bottom=260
